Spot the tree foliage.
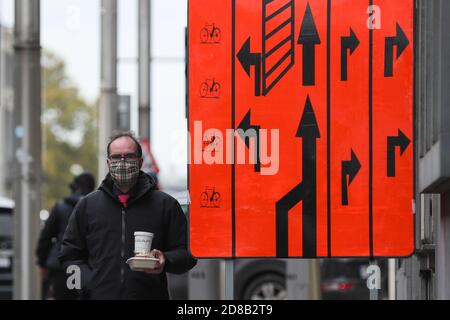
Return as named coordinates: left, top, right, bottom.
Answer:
left=42, top=51, right=97, bottom=209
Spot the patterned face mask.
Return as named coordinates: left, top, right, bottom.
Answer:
left=109, top=159, right=140, bottom=186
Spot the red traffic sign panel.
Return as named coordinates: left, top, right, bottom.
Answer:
left=188, top=0, right=414, bottom=258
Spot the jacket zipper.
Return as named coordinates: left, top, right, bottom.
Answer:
left=121, top=207, right=125, bottom=288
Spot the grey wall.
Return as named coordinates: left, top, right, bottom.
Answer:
left=397, top=0, right=450, bottom=300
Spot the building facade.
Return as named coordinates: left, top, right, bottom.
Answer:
left=396, top=0, right=450, bottom=300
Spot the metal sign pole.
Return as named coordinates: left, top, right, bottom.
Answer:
left=224, top=259, right=234, bottom=300
left=138, top=0, right=151, bottom=141
left=98, top=0, right=118, bottom=179
left=369, top=259, right=379, bottom=300
left=388, top=258, right=396, bottom=300
left=13, top=0, right=42, bottom=300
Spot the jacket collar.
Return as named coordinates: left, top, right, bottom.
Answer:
left=99, top=171, right=156, bottom=206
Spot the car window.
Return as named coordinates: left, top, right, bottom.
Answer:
left=0, top=212, right=13, bottom=238
left=320, top=259, right=365, bottom=279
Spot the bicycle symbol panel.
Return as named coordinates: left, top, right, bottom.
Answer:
left=200, top=78, right=221, bottom=99
left=200, top=23, right=221, bottom=44
left=202, top=133, right=221, bottom=156
left=200, top=187, right=221, bottom=208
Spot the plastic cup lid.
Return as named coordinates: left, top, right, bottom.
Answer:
left=134, top=231, right=154, bottom=237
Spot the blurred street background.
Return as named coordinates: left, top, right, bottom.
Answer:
left=0, top=0, right=449, bottom=300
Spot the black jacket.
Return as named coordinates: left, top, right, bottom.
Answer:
left=36, top=193, right=84, bottom=270
left=59, top=172, right=196, bottom=299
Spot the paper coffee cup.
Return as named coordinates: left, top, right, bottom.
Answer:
left=134, top=231, right=154, bottom=256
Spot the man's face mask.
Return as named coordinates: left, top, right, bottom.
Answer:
left=108, top=154, right=140, bottom=186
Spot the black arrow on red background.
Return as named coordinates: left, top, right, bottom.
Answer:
left=341, top=28, right=360, bottom=81
left=341, top=149, right=361, bottom=206
left=297, top=3, right=321, bottom=86
left=237, top=109, right=261, bottom=172
left=387, top=129, right=410, bottom=177
left=384, top=23, right=409, bottom=77
left=237, top=37, right=261, bottom=96
left=276, top=96, right=320, bottom=258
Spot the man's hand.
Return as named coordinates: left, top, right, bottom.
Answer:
left=144, top=249, right=165, bottom=274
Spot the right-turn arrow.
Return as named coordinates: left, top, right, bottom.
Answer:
left=387, top=129, right=410, bottom=177
left=341, top=28, right=360, bottom=81
left=341, top=149, right=361, bottom=206
left=384, top=23, right=409, bottom=77
left=237, top=37, right=262, bottom=96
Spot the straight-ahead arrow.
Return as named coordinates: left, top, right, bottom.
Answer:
left=298, top=3, right=321, bottom=86
left=341, top=149, right=361, bottom=206
left=387, top=129, right=410, bottom=177
left=384, top=23, right=409, bottom=77
left=237, top=37, right=261, bottom=96
left=341, top=28, right=360, bottom=81
left=237, top=109, right=261, bottom=172
left=276, top=96, right=320, bottom=258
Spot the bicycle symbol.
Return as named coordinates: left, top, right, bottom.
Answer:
left=200, top=78, right=221, bottom=99
left=202, top=134, right=221, bottom=153
left=200, top=23, right=221, bottom=44
left=200, top=187, right=221, bottom=208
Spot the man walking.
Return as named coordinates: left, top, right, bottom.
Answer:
left=36, top=172, right=95, bottom=299
left=59, top=131, right=196, bottom=299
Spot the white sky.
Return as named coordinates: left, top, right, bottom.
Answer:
left=0, top=0, right=188, bottom=188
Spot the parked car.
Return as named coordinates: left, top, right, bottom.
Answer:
left=166, top=191, right=388, bottom=300
left=234, top=259, right=286, bottom=300
left=166, top=190, right=287, bottom=300
left=168, top=258, right=286, bottom=300
left=0, top=196, right=14, bottom=300
left=320, top=258, right=388, bottom=300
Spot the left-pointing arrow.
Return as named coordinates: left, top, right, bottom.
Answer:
left=387, top=129, right=410, bottom=177
left=237, top=37, right=261, bottom=96
left=237, top=109, right=261, bottom=172
left=341, top=149, right=361, bottom=206
left=297, top=3, right=321, bottom=86
left=341, top=28, right=360, bottom=81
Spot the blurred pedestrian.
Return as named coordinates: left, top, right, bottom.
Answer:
left=36, top=172, right=95, bottom=300
left=59, top=131, right=196, bottom=299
